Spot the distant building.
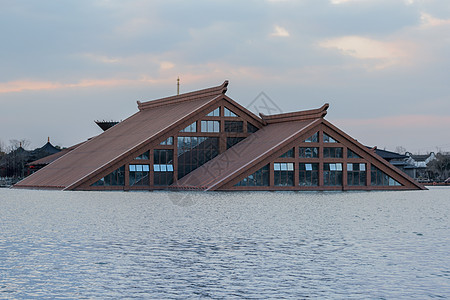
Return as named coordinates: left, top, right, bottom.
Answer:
left=15, top=81, right=425, bottom=191
left=0, top=139, right=61, bottom=178
left=404, top=152, right=436, bottom=181
left=27, top=141, right=85, bottom=174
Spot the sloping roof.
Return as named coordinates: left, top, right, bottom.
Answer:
left=366, top=147, right=407, bottom=161
left=409, top=154, right=431, bottom=161
left=35, top=142, right=61, bottom=155
left=174, top=105, right=330, bottom=190
left=15, top=81, right=229, bottom=190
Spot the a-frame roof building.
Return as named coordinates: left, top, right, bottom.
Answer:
left=15, top=81, right=425, bottom=191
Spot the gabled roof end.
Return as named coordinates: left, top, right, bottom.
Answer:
left=138, top=80, right=229, bottom=111
left=260, top=103, right=329, bottom=124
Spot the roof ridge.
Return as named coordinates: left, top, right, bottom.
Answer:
left=260, top=103, right=329, bottom=124
left=137, top=80, right=228, bottom=111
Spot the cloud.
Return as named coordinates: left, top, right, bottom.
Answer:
left=319, top=35, right=413, bottom=69
left=0, top=78, right=167, bottom=94
left=160, top=61, right=175, bottom=71
left=420, top=12, right=450, bottom=27
left=270, top=25, right=290, bottom=37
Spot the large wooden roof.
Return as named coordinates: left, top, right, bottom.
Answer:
left=15, top=82, right=229, bottom=190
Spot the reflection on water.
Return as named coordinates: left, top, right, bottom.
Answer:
left=1, top=188, right=449, bottom=298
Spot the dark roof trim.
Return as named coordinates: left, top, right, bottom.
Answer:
left=137, top=80, right=228, bottom=111
left=260, top=103, right=329, bottom=124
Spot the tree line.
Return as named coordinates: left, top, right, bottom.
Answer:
left=0, top=139, right=34, bottom=179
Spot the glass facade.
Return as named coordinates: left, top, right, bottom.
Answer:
left=92, top=166, right=125, bottom=186
left=201, top=120, right=220, bottom=132
left=224, top=121, right=243, bottom=133
left=177, top=136, right=219, bottom=179
left=227, top=137, right=245, bottom=149
left=206, top=107, right=220, bottom=116
left=299, top=163, right=319, bottom=186
left=154, top=149, right=173, bottom=165
left=279, top=148, right=294, bottom=158
left=135, top=151, right=149, bottom=160
left=323, top=133, right=338, bottom=143
left=154, top=164, right=174, bottom=186
left=160, top=137, right=173, bottom=145
left=154, top=149, right=174, bottom=185
left=235, top=164, right=269, bottom=186
left=299, top=147, right=318, bottom=158
left=224, top=107, right=237, bottom=117
left=274, top=163, right=294, bottom=186
left=347, top=149, right=361, bottom=159
left=304, top=132, right=318, bottom=143
left=371, top=165, right=402, bottom=186
left=247, top=123, right=259, bottom=133
left=323, top=163, right=343, bottom=186
left=323, top=147, right=343, bottom=158
left=129, top=164, right=150, bottom=186
left=347, top=163, right=366, bottom=186
left=180, top=122, right=196, bottom=132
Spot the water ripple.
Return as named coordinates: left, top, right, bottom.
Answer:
left=0, top=188, right=449, bottom=298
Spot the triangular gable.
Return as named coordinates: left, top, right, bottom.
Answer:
left=175, top=113, right=424, bottom=191
left=319, top=119, right=425, bottom=190
left=174, top=118, right=321, bottom=190
left=15, top=82, right=232, bottom=190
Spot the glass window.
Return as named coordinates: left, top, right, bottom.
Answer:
left=224, top=121, right=243, bottom=133
left=323, top=163, right=343, bottom=186
left=299, top=147, right=319, bottom=158
left=304, top=132, right=318, bottom=143
left=371, top=165, right=402, bottom=186
left=274, top=163, right=294, bottom=186
left=180, top=122, right=196, bottom=133
left=160, top=137, right=173, bottom=145
left=135, top=151, right=149, bottom=160
left=177, top=136, right=219, bottom=179
left=235, top=164, right=269, bottom=186
left=154, top=149, right=173, bottom=164
left=224, top=107, right=238, bottom=117
left=323, top=147, right=343, bottom=158
left=227, top=137, right=245, bottom=149
left=323, top=133, right=338, bottom=143
left=206, top=107, right=220, bottom=117
left=299, top=163, right=319, bottom=186
left=247, top=123, right=259, bottom=133
left=279, top=148, right=294, bottom=158
left=201, top=120, right=220, bottom=133
left=347, top=163, right=366, bottom=186
left=347, top=148, right=361, bottom=159
left=92, top=166, right=125, bottom=186
left=129, top=164, right=150, bottom=186
left=153, top=165, right=174, bottom=186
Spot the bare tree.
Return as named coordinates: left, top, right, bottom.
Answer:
left=395, top=146, right=407, bottom=155
left=0, top=139, right=5, bottom=155
left=427, top=153, right=450, bottom=181
left=9, top=139, right=31, bottom=151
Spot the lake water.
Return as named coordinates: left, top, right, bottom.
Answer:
left=0, top=188, right=449, bottom=299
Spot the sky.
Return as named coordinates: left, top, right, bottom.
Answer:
left=1, top=0, right=449, bottom=153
